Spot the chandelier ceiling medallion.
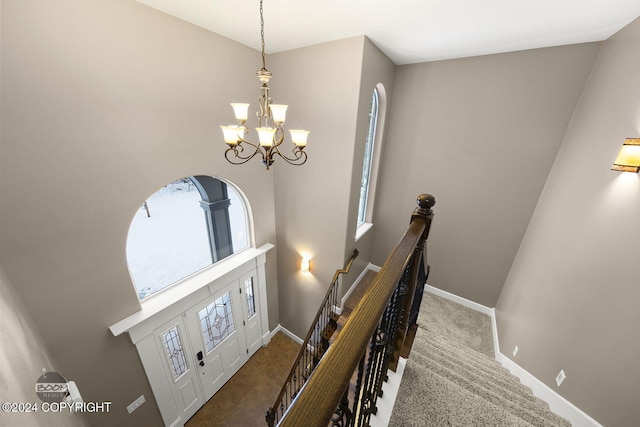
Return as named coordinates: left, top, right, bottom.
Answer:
left=220, top=0, right=309, bottom=170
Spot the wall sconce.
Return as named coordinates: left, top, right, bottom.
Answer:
left=301, top=257, right=311, bottom=273
left=612, top=138, right=640, bottom=172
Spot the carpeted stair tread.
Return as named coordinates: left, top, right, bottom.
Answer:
left=407, top=346, right=565, bottom=427
left=417, top=292, right=495, bottom=358
left=389, top=360, right=538, bottom=427
left=419, top=329, right=513, bottom=378
left=418, top=328, right=501, bottom=366
left=411, top=338, right=540, bottom=405
left=414, top=329, right=522, bottom=387
left=423, top=329, right=571, bottom=427
left=413, top=331, right=547, bottom=408
left=390, top=291, right=572, bottom=427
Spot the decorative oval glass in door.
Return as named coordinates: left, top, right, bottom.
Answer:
left=198, top=292, right=236, bottom=353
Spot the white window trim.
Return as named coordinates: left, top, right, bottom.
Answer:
left=355, top=84, right=386, bottom=241
left=109, top=243, right=273, bottom=339
left=355, top=221, right=374, bottom=242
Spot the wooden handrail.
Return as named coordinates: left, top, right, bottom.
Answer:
left=331, top=248, right=359, bottom=289
left=266, top=248, right=359, bottom=425
left=278, top=194, right=434, bottom=427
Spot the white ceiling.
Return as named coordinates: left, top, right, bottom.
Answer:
left=137, top=0, right=640, bottom=65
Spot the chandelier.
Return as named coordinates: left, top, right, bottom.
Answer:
left=220, top=0, right=309, bottom=170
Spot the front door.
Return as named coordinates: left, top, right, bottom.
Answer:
left=154, top=317, right=204, bottom=422
left=186, top=281, right=249, bottom=401
left=120, top=246, right=273, bottom=427
left=240, top=272, right=262, bottom=357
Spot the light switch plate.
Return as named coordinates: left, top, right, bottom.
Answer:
left=127, top=395, right=145, bottom=414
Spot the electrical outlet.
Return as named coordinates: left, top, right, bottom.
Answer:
left=127, top=395, right=145, bottom=414
left=556, top=369, right=566, bottom=387
left=512, top=346, right=518, bottom=357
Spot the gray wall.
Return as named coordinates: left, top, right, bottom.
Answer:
left=269, top=37, right=365, bottom=338
left=268, top=36, right=396, bottom=338
left=0, top=1, right=278, bottom=426
left=344, top=38, right=396, bottom=292
left=268, top=37, right=395, bottom=338
left=0, top=266, right=89, bottom=426
left=2, top=0, right=637, bottom=425
left=372, top=43, right=600, bottom=307
left=496, top=18, right=640, bottom=427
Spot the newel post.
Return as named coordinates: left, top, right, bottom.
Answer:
left=390, top=194, right=435, bottom=370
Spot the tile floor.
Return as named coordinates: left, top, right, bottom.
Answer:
left=185, top=332, right=301, bottom=427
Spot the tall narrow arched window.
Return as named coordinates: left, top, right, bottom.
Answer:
left=356, top=84, right=385, bottom=240
left=126, top=176, right=250, bottom=300
left=357, top=88, right=378, bottom=227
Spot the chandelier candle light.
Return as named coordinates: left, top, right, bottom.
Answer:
left=220, top=0, right=309, bottom=170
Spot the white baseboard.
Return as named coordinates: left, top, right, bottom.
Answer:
left=269, top=324, right=303, bottom=345
left=423, top=284, right=602, bottom=427
left=367, top=263, right=382, bottom=273
left=496, top=353, right=603, bottom=427
left=423, top=285, right=500, bottom=359
left=424, top=284, right=493, bottom=317
left=262, top=331, right=272, bottom=346
left=335, top=263, right=380, bottom=315
left=490, top=306, right=500, bottom=356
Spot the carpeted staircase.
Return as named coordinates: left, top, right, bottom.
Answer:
left=390, top=293, right=572, bottom=427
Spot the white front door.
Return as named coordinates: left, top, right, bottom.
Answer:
left=186, top=281, right=249, bottom=401
left=239, top=272, right=263, bottom=358
left=154, top=317, right=204, bottom=422
left=117, top=246, right=274, bottom=427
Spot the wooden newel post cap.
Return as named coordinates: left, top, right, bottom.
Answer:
left=414, top=194, right=435, bottom=216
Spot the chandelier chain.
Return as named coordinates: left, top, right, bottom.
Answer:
left=260, top=0, right=267, bottom=71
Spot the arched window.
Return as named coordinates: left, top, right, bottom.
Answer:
left=357, top=88, right=379, bottom=226
left=356, top=84, right=385, bottom=240
left=126, top=176, right=250, bottom=300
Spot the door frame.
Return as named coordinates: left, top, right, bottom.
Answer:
left=112, top=245, right=273, bottom=427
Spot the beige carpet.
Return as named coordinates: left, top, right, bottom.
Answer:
left=416, top=292, right=494, bottom=358
left=389, top=291, right=571, bottom=427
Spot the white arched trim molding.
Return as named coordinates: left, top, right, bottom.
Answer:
left=356, top=83, right=387, bottom=241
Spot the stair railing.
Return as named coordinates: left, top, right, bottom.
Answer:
left=266, top=248, right=360, bottom=427
left=276, top=194, right=435, bottom=427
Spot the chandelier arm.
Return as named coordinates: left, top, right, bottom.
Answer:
left=224, top=145, right=262, bottom=165
left=271, top=145, right=308, bottom=166
left=272, top=127, right=285, bottom=147
left=269, top=127, right=307, bottom=165
left=237, top=132, right=261, bottom=152
left=224, top=132, right=263, bottom=164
